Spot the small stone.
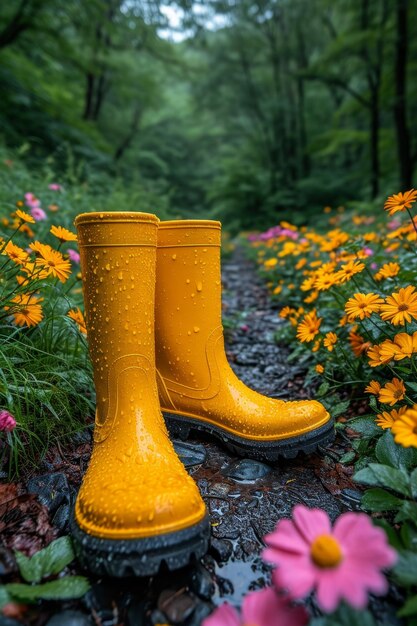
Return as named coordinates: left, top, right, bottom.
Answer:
left=185, top=602, right=213, bottom=626
left=46, top=610, right=91, bottom=626
left=210, top=538, right=233, bottom=563
left=173, top=441, right=207, bottom=468
left=52, top=503, right=71, bottom=532
left=26, top=473, right=70, bottom=515
left=189, top=564, right=215, bottom=600
left=340, top=488, right=363, bottom=511
left=223, top=459, right=271, bottom=482
left=158, top=589, right=197, bottom=624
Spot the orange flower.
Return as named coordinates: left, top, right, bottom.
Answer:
left=296, top=310, right=322, bottom=343
left=279, top=306, right=294, bottom=319
left=392, top=407, right=417, bottom=447
left=15, top=209, right=35, bottom=224
left=367, top=343, right=392, bottom=367
left=336, top=260, right=365, bottom=283
left=304, top=290, right=319, bottom=304
left=384, top=189, right=417, bottom=216
left=376, top=406, right=407, bottom=430
left=349, top=331, right=371, bottom=357
left=37, top=247, right=72, bottom=283
left=1, top=241, right=29, bottom=265
left=378, top=378, right=406, bottom=406
left=380, top=285, right=417, bottom=325
left=374, top=262, right=400, bottom=281
left=67, top=308, right=87, bottom=334
left=50, top=225, right=77, bottom=243
left=345, top=293, right=383, bottom=321
left=5, top=294, right=43, bottom=327
left=365, top=380, right=381, bottom=394
left=315, top=273, right=339, bottom=291
left=323, top=332, right=337, bottom=351
left=315, top=364, right=324, bottom=374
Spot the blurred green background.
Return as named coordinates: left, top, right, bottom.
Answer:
left=0, top=0, right=416, bottom=229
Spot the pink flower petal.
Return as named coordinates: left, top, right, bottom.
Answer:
left=315, top=569, right=348, bottom=613
left=242, top=588, right=308, bottom=626
left=202, top=603, right=241, bottom=626
left=293, top=505, right=331, bottom=543
left=264, top=519, right=310, bottom=555
left=272, top=555, right=316, bottom=599
left=334, top=513, right=397, bottom=568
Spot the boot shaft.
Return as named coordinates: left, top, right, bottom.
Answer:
left=156, top=220, right=222, bottom=389
left=76, top=212, right=160, bottom=443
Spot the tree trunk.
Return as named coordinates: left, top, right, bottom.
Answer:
left=114, top=103, right=141, bottom=161
left=393, top=0, right=412, bottom=188
left=369, top=85, right=380, bottom=198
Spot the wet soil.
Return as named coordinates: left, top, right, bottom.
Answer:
left=0, top=248, right=402, bottom=626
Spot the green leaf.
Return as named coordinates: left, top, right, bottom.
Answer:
left=395, top=501, right=417, bottom=525
left=0, top=586, right=11, bottom=609
left=375, top=431, right=417, bottom=469
left=310, top=604, right=377, bottom=626
left=15, top=536, right=75, bottom=583
left=394, top=551, right=417, bottom=585
left=369, top=395, right=379, bottom=411
left=349, top=416, right=380, bottom=437
left=331, top=400, right=351, bottom=418
left=406, top=382, right=417, bottom=393
left=411, top=468, right=417, bottom=499
left=361, top=488, right=402, bottom=512
left=339, top=450, right=355, bottom=464
left=317, top=381, right=330, bottom=397
left=6, top=576, right=90, bottom=603
left=354, top=464, right=411, bottom=496
left=398, top=594, right=417, bottom=617
left=373, top=519, right=402, bottom=550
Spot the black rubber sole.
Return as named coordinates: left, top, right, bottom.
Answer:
left=164, top=412, right=335, bottom=462
left=70, top=514, right=210, bottom=577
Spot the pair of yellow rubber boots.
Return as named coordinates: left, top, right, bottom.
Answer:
left=71, top=212, right=333, bottom=577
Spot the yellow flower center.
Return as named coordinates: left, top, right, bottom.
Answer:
left=310, top=534, right=343, bottom=568
left=398, top=304, right=409, bottom=311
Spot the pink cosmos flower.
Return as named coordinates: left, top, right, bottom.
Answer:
left=30, top=207, right=47, bottom=221
left=387, top=219, right=401, bottom=231
left=363, top=247, right=374, bottom=256
left=202, top=588, right=308, bottom=626
left=67, top=248, right=80, bottom=264
left=48, top=183, right=62, bottom=191
left=0, top=410, right=17, bottom=432
left=371, top=262, right=378, bottom=270
left=263, top=505, right=396, bottom=613
left=24, top=192, right=40, bottom=208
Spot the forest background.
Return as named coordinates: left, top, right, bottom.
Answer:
left=0, top=0, right=416, bottom=231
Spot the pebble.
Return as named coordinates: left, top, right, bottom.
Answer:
left=45, top=611, right=91, bottom=626
left=223, top=459, right=271, bottom=482
left=209, top=538, right=233, bottom=563
left=157, top=589, right=197, bottom=624
left=173, top=441, right=207, bottom=467
left=26, top=472, right=70, bottom=515
left=188, top=564, right=215, bottom=600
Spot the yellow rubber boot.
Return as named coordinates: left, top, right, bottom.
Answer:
left=71, top=212, right=209, bottom=577
left=155, top=220, right=333, bottom=461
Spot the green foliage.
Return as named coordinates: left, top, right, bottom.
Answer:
left=0, top=0, right=416, bottom=226
left=15, top=537, right=75, bottom=583
left=0, top=537, right=89, bottom=608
